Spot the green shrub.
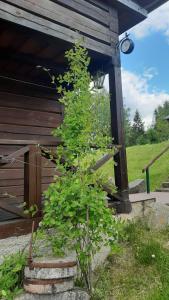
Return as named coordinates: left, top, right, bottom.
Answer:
left=41, top=42, right=122, bottom=293
left=0, top=252, right=26, bottom=300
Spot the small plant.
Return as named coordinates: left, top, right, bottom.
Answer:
left=135, top=240, right=161, bottom=265
left=0, top=252, right=26, bottom=300
left=41, top=42, right=122, bottom=293
left=124, top=219, right=150, bottom=245
left=23, top=203, right=38, bottom=217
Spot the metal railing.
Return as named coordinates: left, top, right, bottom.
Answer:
left=142, top=144, right=169, bottom=193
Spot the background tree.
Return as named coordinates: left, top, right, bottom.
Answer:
left=123, top=106, right=132, bottom=146
left=130, top=110, right=145, bottom=145
left=92, top=92, right=132, bottom=147
left=92, top=89, right=111, bottom=139
left=153, top=101, right=169, bottom=142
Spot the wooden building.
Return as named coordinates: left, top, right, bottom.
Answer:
left=0, top=0, right=167, bottom=238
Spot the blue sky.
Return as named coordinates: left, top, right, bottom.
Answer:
left=117, top=1, right=169, bottom=127
left=121, top=32, right=169, bottom=94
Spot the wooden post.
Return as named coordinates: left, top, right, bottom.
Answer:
left=36, top=146, right=42, bottom=215
left=108, top=56, right=132, bottom=213
left=24, top=145, right=42, bottom=217
left=146, top=169, right=150, bottom=194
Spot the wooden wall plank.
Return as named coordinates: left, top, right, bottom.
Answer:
left=0, top=76, right=58, bottom=100
left=0, top=156, right=56, bottom=169
left=0, top=167, right=59, bottom=179
left=0, top=185, right=24, bottom=197
left=42, top=168, right=60, bottom=177
left=0, top=179, right=23, bottom=187
left=0, top=169, right=24, bottom=180
left=0, top=179, right=57, bottom=194
left=0, top=160, right=24, bottom=169
left=0, top=139, right=61, bottom=146
left=53, top=0, right=110, bottom=25
left=0, top=124, right=52, bottom=136
left=86, top=0, right=109, bottom=11
left=0, top=106, right=62, bottom=128
left=0, top=92, right=62, bottom=113
left=0, top=145, right=22, bottom=155
left=0, top=133, right=59, bottom=142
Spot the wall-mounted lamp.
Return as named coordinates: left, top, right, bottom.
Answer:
left=116, top=32, right=135, bottom=54
left=93, top=71, right=106, bottom=90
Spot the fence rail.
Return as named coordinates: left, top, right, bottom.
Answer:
left=142, top=144, right=169, bottom=193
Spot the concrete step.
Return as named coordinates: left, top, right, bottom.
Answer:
left=162, top=182, right=169, bottom=188
left=156, top=188, right=169, bottom=192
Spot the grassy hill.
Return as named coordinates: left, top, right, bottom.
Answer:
left=101, top=141, right=169, bottom=191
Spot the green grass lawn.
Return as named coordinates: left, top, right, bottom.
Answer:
left=92, top=221, right=169, bottom=300
left=100, top=141, right=169, bottom=191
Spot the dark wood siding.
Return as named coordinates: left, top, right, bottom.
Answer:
left=0, top=88, right=62, bottom=222
left=0, top=0, right=119, bottom=56
left=0, top=92, right=62, bottom=140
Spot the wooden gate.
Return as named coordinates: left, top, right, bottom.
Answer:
left=0, top=139, right=59, bottom=238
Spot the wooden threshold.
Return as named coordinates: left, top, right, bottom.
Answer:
left=0, top=217, right=41, bottom=239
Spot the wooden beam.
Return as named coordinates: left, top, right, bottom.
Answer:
left=108, top=56, right=132, bottom=213
left=115, top=0, right=147, bottom=17
left=5, top=0, right=112, bottom=42
left=24, top=146, right=37, bottom=211
left=36, top=147, right=42, bottom=215
left=24, top=145, right=41, bottom=216
left=144, top=0, right=168, bottom=12
left=0, top=146, right=30, bottom=165
left=0, top=1, right=114, bottom=56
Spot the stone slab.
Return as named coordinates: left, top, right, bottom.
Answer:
left=148, top=202, right=169, bottom=229
left=25, top=266, right=77, bottom=280
left=25, top=256, right=77, bottom=280
left=24, top=278, right=74, bottom=294
left=15, top=289, right=90, bottom=300
left=129, top=179, right=146, bottom=194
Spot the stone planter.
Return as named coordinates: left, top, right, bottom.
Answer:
left=24, top=257, right=77, bottom=295
left=16, top=256, right=90, bottom=299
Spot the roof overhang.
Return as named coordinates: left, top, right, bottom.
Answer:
left=112, top=0, right=168, bottom=34
left=140, top=0, right=168, bottom=12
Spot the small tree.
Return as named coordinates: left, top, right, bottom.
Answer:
left=123, top=106, right=132, bottom=146
left=41, top=43, right=122, bottom=293
left=130, top=110, right=145, bottom=145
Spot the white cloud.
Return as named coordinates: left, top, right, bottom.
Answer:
left=130, top=2, right=169, bottom=40
left=143, top=67, right=158, bottom=80
left=104, top=69, right=169, bottom=128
